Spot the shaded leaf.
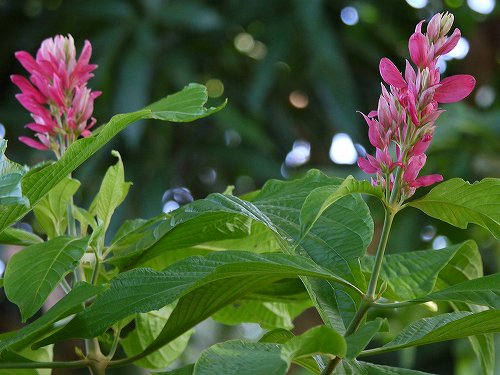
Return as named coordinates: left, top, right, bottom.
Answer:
left=407, top=178, right=500, bottom=238
left=4, top=236, right=89, bottom=321
left=0, top=140, right=28, bottom=207
left=345, top=318, right=387, bottom=359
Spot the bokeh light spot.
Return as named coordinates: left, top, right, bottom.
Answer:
left=340, top=7, right=359, bottom=26
left=475, top=85, right=496, bottom=108
left=405, top=0, right=428, bottom=8
left=205, top=79, right=224, bottom=98
left=432, top=235, right=448, bottom=250
left=329, top=133, right=357, bottom=165
left=285, top=140, right=311, bottom=167
left=467, top=0, right=496, bottom=14
left=234, top=33, right=255, bottom=53
left=289, top=91, right=309, bottom=109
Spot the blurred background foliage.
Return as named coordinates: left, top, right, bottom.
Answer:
left=0, top=0, right=499, bottom=374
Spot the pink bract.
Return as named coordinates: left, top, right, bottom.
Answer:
left=358, top=12, right=475, bottom=200
left=12, top=34, right=100, bottom=157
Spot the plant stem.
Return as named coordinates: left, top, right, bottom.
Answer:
left=321, top=205, right=396, bottom=375
left=0, top=360, right=88, bottom=369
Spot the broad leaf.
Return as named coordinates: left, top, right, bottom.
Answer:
left=361, top=310, right=500, bottom=356
left=156, top=365, right=195, bottom=375
left=361, top=241, right=475, bottom=300
left=407, top=178, right=500, bottom=238
left=193, top=326, right=345, bottom=375
left=0, top=283, right=104, bottom=356
left=4, top=236, right=89, bottom=321
left=121, top=304, right=193, bottom=370
left=0, top=84, right=225, bottom=235
left=0, top=226, right=43, bottom=246
left=33, top=177, right=80, bottom=239
left=300, top=175, right=383, bottom=238
left=89, top=150, right=131, bottom=233
left=0, top=140, right=28, bottom=207
left=35, top=251, right=353, bottom=346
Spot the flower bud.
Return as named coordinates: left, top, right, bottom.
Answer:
left=427, top=13, right=441, bottom=41
left=440, top=12, right=454, bottom=37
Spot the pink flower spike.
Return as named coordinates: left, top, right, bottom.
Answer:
left=14, top=51, right=38, bottom=74
left=410, top=133, right=432, bottom=156
left=379, top=58, right=407, bottom=89
left=19, top=136, right=49, bottom=150
left=403, top=154, right=426, bottom=183
left=409, top=32, right=428, bottom=68
left=434, top=74, right=476, bottom=103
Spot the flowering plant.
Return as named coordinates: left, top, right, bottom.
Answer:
left=0, top=13, right=499, bottom=375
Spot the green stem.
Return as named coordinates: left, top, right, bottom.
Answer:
left=0, top=360, right=88, bottom=369
left=372, top=300, right=421, bottom=309
left=321, top=205, right=397, bottom=375
left=366, top=207, right=395, bottom=299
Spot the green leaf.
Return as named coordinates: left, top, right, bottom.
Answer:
left=121, top=304, right=193, bottom=370
left=0, top=283, right=104, bottom=355
left=0, top=140, right=28, bottom=207
left=33, top=177, right=80, bottom=239
left=0, top=226, right=43, bottom=246
left=89, top=150, right=131, bottom=232
left=361, top=241, right=475, bottom=300
left=337, top=360, right=437, bottom=375
left=345, top=318, right=387, bottom=359
left=35, top=251, right=353, bottom=347
left=415, top=273, right=500, bottom=308
left=4, top=236, right=89, bottom=321
left=194, top=326, right=345, bottom=375
left=361, top=310, right=500, bottom=356
left=194, top=341, right=287, bottom=375
left=213, top=300, right=311, bottom=330
left=407, top=178, right=500, bottom=238
left=300, top=175, right=383, bottom=238
left=0, top=84, right=225, bottom=235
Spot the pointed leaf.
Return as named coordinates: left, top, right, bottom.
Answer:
left=0, top=226, right=43, bottom=246
left=4, top=236, right=89, bottom=321
left=407, top=178, right=500, bottom=238
left=361, top=241, right=475, bottom=300
left=89, top=150, right=131, bottom=232
left=35, top=251, right=353, bottom=346
left=338, top=360, right=437, bottom=375
left=300, top=175, right=383, bottom=238
left=361, top=310, right=500, bottom=356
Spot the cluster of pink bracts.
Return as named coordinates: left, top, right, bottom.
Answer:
left=11, top=35, right=100, bottom=157
left=357, top=12, right=475, bottom=199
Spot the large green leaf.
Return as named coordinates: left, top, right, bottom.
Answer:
left=300, top=175, right=383, bottom=239
left=121, top=304, right=193, bottom=370
left=0, top=84, right=225, bottom=235
left=107, top=170, right=373, bottom=334
left=193, top=326, right=345, bottom=375
left=33, top=177, right=80, bottom=239
left=0, top=283, right=104, bottom=356
left=0, top=226, right=43, bottom=246
left=0, top=140, right=28, bottom=207
left=407, top=178, right=500, bottom=238
left=360, top=311, right=500, bottom=356
left=35, top=251, right=353, bottom=346
left=89, top=150, right=131, bottom=233
left=4, top=236, right=89, bottom=321
left=361, top=241, right=475, bottom=301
